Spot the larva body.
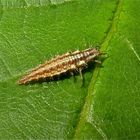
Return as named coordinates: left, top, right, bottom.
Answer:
left=18, top=48, right=101, bottom=84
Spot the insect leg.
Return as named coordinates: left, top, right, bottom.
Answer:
left=79, top=68, right=85, bottom=87
left=95, top=60, right=101, bottom=64
left=70, top=72, right=76, bottom=82
left=79, top=68, right=83, bottom=80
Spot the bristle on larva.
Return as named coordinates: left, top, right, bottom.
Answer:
left=18, top=48, right=102, bottom=85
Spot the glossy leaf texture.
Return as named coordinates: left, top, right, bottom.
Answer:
left=0, top=0, right=140, bottom=139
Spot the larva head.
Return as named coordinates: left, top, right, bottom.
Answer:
left=84, top=48, right=102, bottom=62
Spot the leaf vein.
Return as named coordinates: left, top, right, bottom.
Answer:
left=126, top=38, right=140, bottom=63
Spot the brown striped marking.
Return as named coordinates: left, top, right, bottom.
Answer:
left=18, top=48, right=102, bottom=84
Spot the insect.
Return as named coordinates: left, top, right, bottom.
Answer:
left=18, top=48, right=102, bottom=85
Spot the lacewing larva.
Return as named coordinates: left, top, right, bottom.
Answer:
left=18, top=48, right=102, bottom=85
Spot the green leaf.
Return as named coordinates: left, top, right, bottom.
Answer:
left=0, top=0, right=140, bottom=139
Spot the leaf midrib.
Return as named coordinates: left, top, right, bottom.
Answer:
left=73, top=0, right=123, bottom=139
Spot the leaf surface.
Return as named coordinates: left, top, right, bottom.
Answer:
left=0, top=0, right=140, bottom=139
